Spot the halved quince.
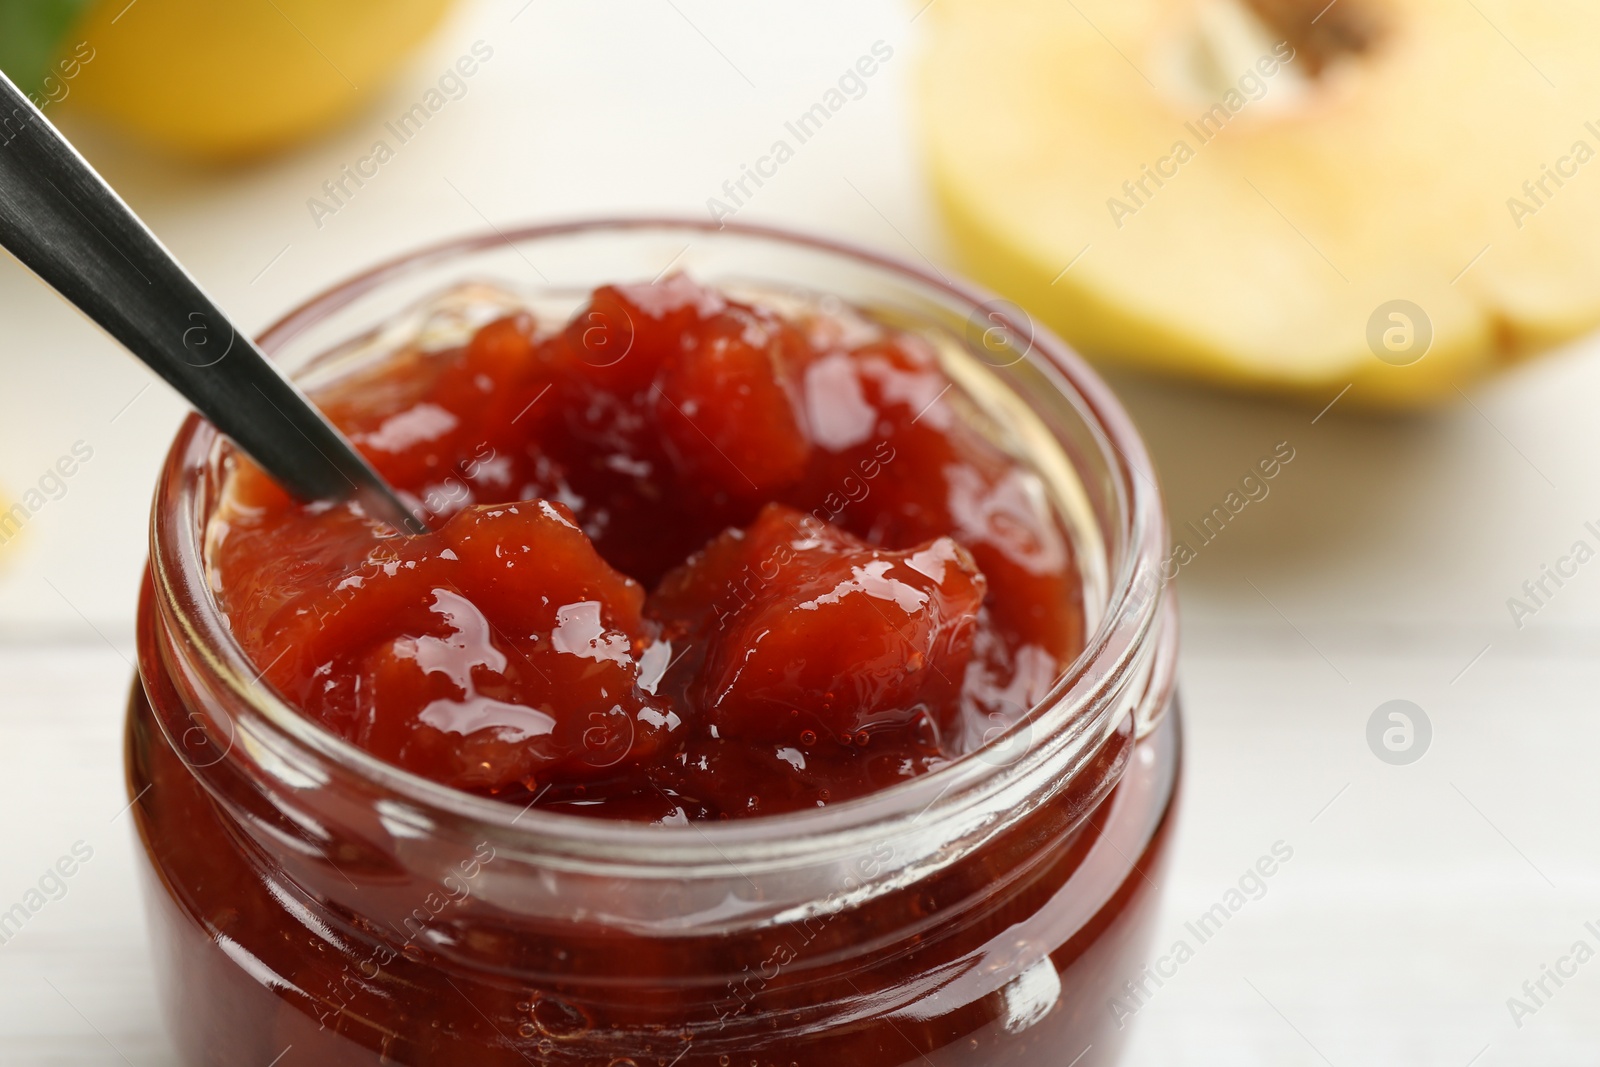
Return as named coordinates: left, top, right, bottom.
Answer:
left=920, top=0, right=1600, bottom=406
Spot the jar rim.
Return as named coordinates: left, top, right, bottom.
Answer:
left=147, top=216, right=1174, bottom=871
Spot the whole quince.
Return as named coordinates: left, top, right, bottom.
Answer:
left=1, top=0, right=456, bottom=159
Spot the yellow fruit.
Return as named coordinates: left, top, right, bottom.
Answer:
left=59, top=0, right=456, bottom=159
left=0, top=491, right=18, bottom=559
left=920, top=0, right=1600, bottom=406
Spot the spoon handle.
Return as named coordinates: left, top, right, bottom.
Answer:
left=0, top=74, right=425, bottom=534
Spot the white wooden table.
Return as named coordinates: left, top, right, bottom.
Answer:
left=2, top=1, right=1597, bottom=1062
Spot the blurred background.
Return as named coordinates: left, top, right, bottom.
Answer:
left=2, top=0, right=1599, bottom=1062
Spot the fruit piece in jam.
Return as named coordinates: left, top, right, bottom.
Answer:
left=653, top=504, right=986, bottom=749
left=209, top=275, right=1084, bottom=820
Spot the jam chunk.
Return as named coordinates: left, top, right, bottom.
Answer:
left=535, top=275, right=812, bottom=584
left=654, top=302, right=811, bottom=498
left=252, top=501, right=676, bottom=795
left=653, top=505, right=985, bottom=749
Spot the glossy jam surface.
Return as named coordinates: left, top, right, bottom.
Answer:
left=210, top=276, right=1083, bottom=819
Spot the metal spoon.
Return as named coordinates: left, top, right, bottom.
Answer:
left=0, top=72, right=426, bottom=535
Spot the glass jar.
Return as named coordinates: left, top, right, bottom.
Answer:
left=127, top=219, right=1181, bottom=1066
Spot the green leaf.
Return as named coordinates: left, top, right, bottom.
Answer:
left=0, top=0, right=98, bottom=95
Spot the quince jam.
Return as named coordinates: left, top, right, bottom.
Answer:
left=210, top=275, right=1083, bottom=820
